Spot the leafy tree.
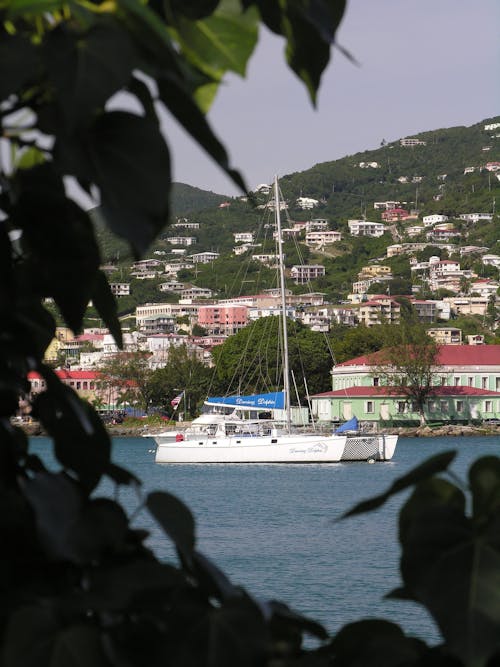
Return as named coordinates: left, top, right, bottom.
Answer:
left=373, top=323, right=441, bottom=425
left=148, top=345, right=212, bottom=417
left=97, top=350, right=154, bottom=413
left=211, top=317, right=333, bottom=398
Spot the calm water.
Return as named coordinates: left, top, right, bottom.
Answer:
left=30, top=435, right=499, bottom=644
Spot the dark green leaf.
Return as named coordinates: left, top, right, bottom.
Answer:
left=68, top=498, right=129, bottom=563
left=105, top=462, right=141, bottom=487
left=33, top=367, right=111, bottom=493
left=3, top=605, right=59, bottom=667
left=147, top=490, right=196, bottom=554
left=44, top=20, right=137, bottom=130
left=469, top=456, right=500, bottom=520
left=172, top=2, right=259, bottom=79
left=21, top=471, right=84, bottom=561
left=398, top=476, right=500, bottom=666
left=76, top=560, right=185, bottom=611
left=341, top=450, right=457, bottom=519
left=330, top=619, right=427, bottom=667
left=189, top=550, right=239, bottom=600
left=265, top=599, right=329, bottom=641
left=0, top=33, right=39, bottom=99
left=90, top=271, right=122, bottom=348
left=51, top=625, right=109, bottom=667
left=86, top=111, right=170, bottom=255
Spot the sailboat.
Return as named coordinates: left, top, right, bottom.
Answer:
left=153, top=177, right=398, bottom=464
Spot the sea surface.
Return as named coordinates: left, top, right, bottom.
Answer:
left=30, top=435, right=499, bottom=646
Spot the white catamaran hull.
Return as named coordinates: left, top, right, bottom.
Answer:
left=154, top=433, right=347, bottom=464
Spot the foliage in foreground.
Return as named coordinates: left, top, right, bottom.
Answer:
left=1, top=1, right=499, bottom=666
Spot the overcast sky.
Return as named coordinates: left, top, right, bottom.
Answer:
left=161, top=0, right=500, bottom=196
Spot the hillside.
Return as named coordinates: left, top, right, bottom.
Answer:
left=92, top=115, right=500, bottom=303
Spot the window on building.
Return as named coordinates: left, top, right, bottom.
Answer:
left=397, top=401, right=406, bottom=413
left=366, top=401, right=374, bottom=414
left=441, top=377, right=446, bottom=386
left=440, top=401, right=449, bottom=413
left=468, top=377, right=474, bottom=387
left=484, top=400, right=493, bottom=413
left=456, top=400, right=464, bottom=414
left=76, top=382, right=81, bottom=390
left=373, top=377, right=379, bottom=386
left=482, top=377, right=488, bottom=389
left=429, top=401, right=438, bottom=413
left=454, top=377, right=460, bottom=386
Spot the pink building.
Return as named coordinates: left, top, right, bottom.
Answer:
left=197, top=304, right=249, bottom=335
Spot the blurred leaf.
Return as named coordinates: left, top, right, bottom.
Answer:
left=469, top=456, right=500, bottom=520
left=3, top=604, right=59, bottom=667
left=90, top=271, right=122, bottom=348
left=265, top=599, right=328, bottom=641
left=330, top=619, right=427, bottom=666
left=245, top=0, right=347, bottom=103
left=188, top=550, right=239, bottom=600
left=171, top=0, right=259, bottom=80
left=33, top=367, right=111, bottom=493
left=105, top=462, right=141, bottom=487
left=85, top=111, right=170, bottom=256
left=0, top=33, right=39, bottom=99
left=398, top=475, right=500, bottom=666
left=51, top=625, right=109, bottom=667
left=341, top=450, right=456, bottom=519
left=75, top=559, right=185, bottom=611
left=147, top=490, right=196, bottom=554
left=68, top=498, right=129, bottom=563
left=21, top=471, right=84, bottom=562
left=44, top=19, right=137, bottom=130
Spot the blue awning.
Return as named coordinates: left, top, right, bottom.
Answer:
left=335, top=416, right=359, bottom=433
left=205, top=391, right=285, bottom=410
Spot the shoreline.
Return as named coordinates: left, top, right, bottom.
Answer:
left=19, top=421, right=500, bottom=439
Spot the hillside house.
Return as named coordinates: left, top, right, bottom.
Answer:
left=197, top=304, right=248, bottom=335
left=305, top=230, right=342, bottom=246
left=189, top=251, right=220, bottom=264
left=400, top=138, right=426, bottom=146
left=459, top=213, right=494, bottom=223
left=382, top=208, right=409, bottom=221
left=422, top=214, right=448, bottom=226
left=357, top=298, right=400, bottom=327
left=348, top=220, right=386, bottom=237
left=290, top=264, right=326, bottom=284
left=296, top=197, right=319, bottom=210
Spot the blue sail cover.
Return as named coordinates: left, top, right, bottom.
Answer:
left=335, top=416, right=359, bottom=433
left=205, top=391, right=285, bottom=410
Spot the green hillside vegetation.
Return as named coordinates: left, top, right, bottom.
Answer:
left=92, top=116, right=500, bottom=305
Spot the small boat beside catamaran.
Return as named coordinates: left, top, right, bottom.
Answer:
left=152, top=177, right=398, bottom=464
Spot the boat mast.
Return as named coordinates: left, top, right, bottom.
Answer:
left=274, top=175, right=292, bottom=430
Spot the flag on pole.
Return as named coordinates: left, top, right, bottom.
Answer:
left=170, top=391, right=184, bottom=409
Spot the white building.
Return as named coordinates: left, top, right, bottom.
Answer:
left=400, top=138, right=426, bottom=146
left=422, top=214, right=449, bottom=226
left=109, top=283, right=130, bottom=296
left=189, top=251, right=220, bottom=264
left=348, top=220, right=386, bottom=237
left=233, top=232, right=254, bottom=243
left=306, top=230, right=342, bottom=246
left=296, top=196, right=319, bottom=210
left=166, top=236, right=197, bottom=246
left=459, top=213, right=494, bottom=223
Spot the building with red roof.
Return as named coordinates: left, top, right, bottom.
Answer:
left=310, top=345, right=500, bottom=425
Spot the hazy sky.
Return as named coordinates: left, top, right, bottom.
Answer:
left=161, top=0, right=500, bottom=196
